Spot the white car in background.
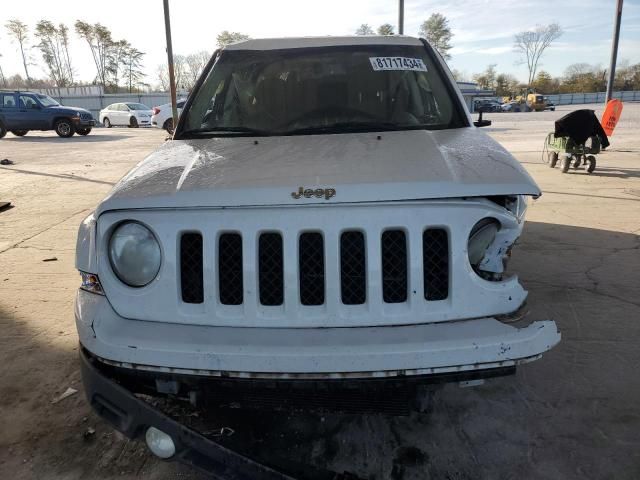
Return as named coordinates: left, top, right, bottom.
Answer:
left=151, top=99, right=186, bottom=133
left=99, top=103, right=153, bottom=128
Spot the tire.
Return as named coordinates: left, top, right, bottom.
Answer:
left=76, top=127, right=92, bottom=136
left=548, top=151, right=558, bottom=168
left=103, top=117, right=112, bottom=128
left=11, top=130, right=28, bottom=137
left=572, top=155, right=582, bottom=169
left=162, top=118, right=174, bottom=134
left=129, top=116, right=139, bottom=128
left=561, top=156, right=571, bottom=173
left=54, top=119, right=75, bottom=138
left=586, top=155, right=596, bottom=174
left=0, top=123, right=6, bottom=139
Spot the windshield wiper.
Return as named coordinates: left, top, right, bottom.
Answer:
left=180, top=126, right=272, bottom=137
left=282, top=121, right=409, bottom=136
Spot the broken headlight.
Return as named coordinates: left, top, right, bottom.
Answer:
left=504, top=195, right=529, bottom=223
left=468, top=218, right=500, bottom=270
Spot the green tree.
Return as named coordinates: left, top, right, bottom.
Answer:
left=473, top=64, right=497, bottom=90
left=122, top=46, right=145, bottom=93
left=35, top=20, right=75, bottom=87
left=495, top=73, right=520, bottom=98
left=355, top=24, right=374, bottom=35
left=5, top=19, right=32, bottom=84
left=377, top=24, right=394, bottom=36
left=531, top=70, right=559, bottom=94
left=216, top=31, right=250, bottom=47
left=514, top=23, right=562, bottom=87
left=418, top=13, right=453, bottom=60
left=75, top=21, right=114, bottom=88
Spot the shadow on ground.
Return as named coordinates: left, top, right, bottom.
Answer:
left=3, top=134, right=129, bottom=143
left=1, top=222, right=639, bottom=480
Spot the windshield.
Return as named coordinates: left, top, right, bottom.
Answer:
left=36, top=94, right=60, bottom=107
left=126, top=103, right=150, bottom=110
left=180, top=45, right=465, bottom=137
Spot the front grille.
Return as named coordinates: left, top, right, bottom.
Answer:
left=340, top=231, right=366, bottom=305
left=381, top=230, right=408, bottom=303
left=299, top=233, right=325, bottom=305
left=80, top=113, right=93, bottom=120
left=423, top=229, right=449, bottom=300
left=180, top=233, right=203, bottom=304
left=259, top=233, right=284, bottom=306
left=218, top=233, right=243, bottom=305
left=177, top=225, right=449, bottom=310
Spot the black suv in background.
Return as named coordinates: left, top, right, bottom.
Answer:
left=0, top=90, right=95, bottom=138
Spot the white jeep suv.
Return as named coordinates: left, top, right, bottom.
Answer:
left=75, top=36, right=559, bottom=473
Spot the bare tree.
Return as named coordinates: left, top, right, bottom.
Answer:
left=355, top=24, right=374, bottom=35
left=185, top=51, right=211, bottom=89
left=0, top=55, right=6, bottom=87
left=5, top=19, right=32, bottom=84
left=514, top=23, right=562, bottom=87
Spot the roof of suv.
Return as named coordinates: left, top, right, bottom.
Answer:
left=224, top=35, right=424, bottom=51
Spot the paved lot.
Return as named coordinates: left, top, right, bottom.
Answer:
left=1, top=106, right=639, bottom=480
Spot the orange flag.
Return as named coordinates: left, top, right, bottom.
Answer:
left=601, top=99, right=623, bottom=137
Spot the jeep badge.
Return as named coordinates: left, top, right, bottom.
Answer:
left=291, top=187, right=336, bottom=200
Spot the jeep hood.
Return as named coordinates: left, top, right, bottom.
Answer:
left=97, top=127, right=540, bottom=214
left=50, top=105, right=91, bottom=115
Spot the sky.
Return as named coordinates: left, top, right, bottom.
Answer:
left=1, top=0, right=639, bottom=86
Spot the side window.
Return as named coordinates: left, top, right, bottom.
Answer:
left=2, top=94, right=16, bottom=108
left=19, top=95, right=37, bottom=109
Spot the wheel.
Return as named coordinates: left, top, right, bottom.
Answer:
left=162, top=118, right=174, bottom=134
left=0, top=123, right=6, bottom=139
left=76, top=127, right=92, bottom=136
left=54, top=119, right=75, bottom=138
left=572, top=155, right=582, bottom=169
left=129, top=116, right=139, bottom=128
left=586, top=155, right=596, bottom=174
left=561, top=156, right=571, bottom=173
left=11, top=130, right=28, bottom=137
left=102, top=117, right=111, bottom=128
left=547, top=151, right=559, bottom=168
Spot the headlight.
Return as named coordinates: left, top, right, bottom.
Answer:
left=108, top=221, right=161, bottom=287
left=468, top=218, right=500, bottom=267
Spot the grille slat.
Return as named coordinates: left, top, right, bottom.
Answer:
left=423, top=229, right=449, bottom=301
left=299, top=233, right=325, bottom=306
left=381, top=230, right=408, bottom=303
left=340, top=231, right=366, bottom=305
left=218, top=233, right=243, bottom=305
left=259, top=233, right=284, bottom=306
left=180, top=233, right=203, bottom=304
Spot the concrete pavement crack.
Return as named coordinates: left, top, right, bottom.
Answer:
left=0, top=208, right=90, bottom=255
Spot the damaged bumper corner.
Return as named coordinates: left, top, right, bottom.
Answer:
left=79, top=348, right=296, bottom=480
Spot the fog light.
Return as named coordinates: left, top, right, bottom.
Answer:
left=145, top=426, right=175, bottom=459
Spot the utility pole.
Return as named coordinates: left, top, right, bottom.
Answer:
left=606, top=0, right=623, bottom=102
left=398, top=0, right=405, bottom=35
left=163, top=0, right=179, bottom=132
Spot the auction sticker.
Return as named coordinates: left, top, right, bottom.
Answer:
left=369, top=57, right=428, bottom=71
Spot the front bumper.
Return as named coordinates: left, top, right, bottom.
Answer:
left=79, top=347, right=296, bottom=480
left=76, top=290, right=560, bottom=379
left=73, top=118, right=96, bottom=127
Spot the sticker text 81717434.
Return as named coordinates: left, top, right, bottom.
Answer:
left=369, top=57, right=428, bottom=72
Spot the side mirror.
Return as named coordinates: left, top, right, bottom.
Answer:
left=31, top=104, right=41, bottom=109
left=473, top=110, right=492, bottom=128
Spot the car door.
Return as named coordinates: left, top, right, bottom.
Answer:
left=0, top=93, right=22, bottom=129
left=119, top=104, right=131, bottom=125
left=19, top=94, right=49, bottom=129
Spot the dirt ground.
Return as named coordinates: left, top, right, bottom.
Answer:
left=1, top=105, right=639, bottom=480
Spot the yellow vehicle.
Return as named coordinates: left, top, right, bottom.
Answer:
left=527, top=93, right=546, bottom=112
